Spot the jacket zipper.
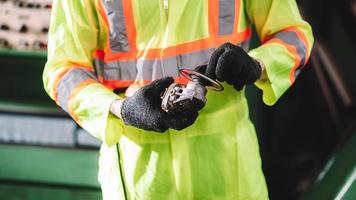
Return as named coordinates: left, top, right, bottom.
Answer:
left=116, top=144, right=128, bottom=200
left=163, top=0, right=169, bottom=19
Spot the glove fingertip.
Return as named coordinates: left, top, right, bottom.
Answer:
left=152, top=76, right=174, bottom=90
left=160, top=76, right=174, bottom=84
left=194, top=64, right=207, bottom=74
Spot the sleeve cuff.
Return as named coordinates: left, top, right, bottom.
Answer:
left=71, top=83, right=125, bottom=146
left=249, top=50, right=278, bottom=106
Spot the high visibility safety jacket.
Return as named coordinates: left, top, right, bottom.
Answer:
left=43, top=0, right=313, bottom=199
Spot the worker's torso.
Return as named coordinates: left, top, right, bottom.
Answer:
left=92, top=1, right=268, bottom=199
left=93, top=0, right=252, bottom=90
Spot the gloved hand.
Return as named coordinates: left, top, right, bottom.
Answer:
left=110, top=77, right=199, bottom=132
left=203, top=42, right=263, bottom=91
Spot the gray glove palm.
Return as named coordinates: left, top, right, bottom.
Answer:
left=117, top=77, right=199, bottom=132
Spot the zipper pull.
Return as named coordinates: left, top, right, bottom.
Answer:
left=163, top=0, right=169, bottom=11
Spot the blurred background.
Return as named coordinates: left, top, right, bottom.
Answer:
left=0, top=0, right=355, bottom=199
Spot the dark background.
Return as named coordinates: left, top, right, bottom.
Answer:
left=246, top=0, right=356, bottom=199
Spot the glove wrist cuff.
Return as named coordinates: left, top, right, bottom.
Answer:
left=253, top=59, right=262, bottom=82
left=254, top=59, right=268, bottom=81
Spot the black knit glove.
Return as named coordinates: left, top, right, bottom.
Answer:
left=204, top=43, right=262, bottom=91
left=120, top=77, right=199, bottom=132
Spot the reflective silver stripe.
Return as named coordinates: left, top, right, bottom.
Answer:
left=94, top=58, right=105, bottom=79
left=102, top=0, right=130, bottom=52
left=180, top=48, right=215, bottom=69
left=274, top=31, right=307, bottom=66
left=218, top=0, right=236, bottom=35
left=57, top=68, right=97, bottom=112
left=100, top=57, right=178, bottom=81
left=105, top=60, right=137, bottom=80
left=94, top=42, right=249, bottom=83
left=96, top=49, right=213, bottom=81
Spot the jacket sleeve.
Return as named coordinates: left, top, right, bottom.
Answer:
left=246, top=0, right=314, bottom=105
left=43, top=0, right=123, bottom=146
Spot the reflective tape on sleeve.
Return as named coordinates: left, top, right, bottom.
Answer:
left=57, top=68, right=97, bottom=112
left=273, top=31, right=307, bottom=67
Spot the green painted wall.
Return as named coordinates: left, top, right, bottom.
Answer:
left=303, top=132, right=356, bottom=200
left=0, top=145, right=102, bottom=200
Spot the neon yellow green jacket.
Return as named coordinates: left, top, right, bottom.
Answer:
left=43, top=0, right=313, bottom=199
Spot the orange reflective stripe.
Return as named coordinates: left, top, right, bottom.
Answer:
left=53, top=65, right=93, bottom=104
left=174, top=76, right=190, bottom=85
left=67, top=79, right=97, bottom=124
left=122, top=0, right=137, bottom=52
left=267, top=38, right=301, bottom=83
left=233, top=0, right=241, bottom=34
left=209, top=0, right=219, bottom=37
left=103, top=80, right=136, bottom=89
left=93, top=49, right=105, bottom=60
